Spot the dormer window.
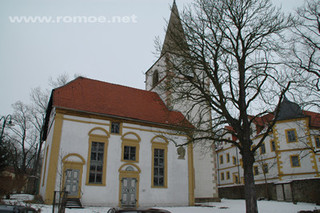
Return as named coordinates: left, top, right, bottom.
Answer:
left=152, top=70, right=159, bottom=87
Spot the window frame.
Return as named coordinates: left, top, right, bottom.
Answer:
left=110, top=121, right=122, bottom=135
left=226, top=171, right=230, bottom=180
left=285, top=129, right=298, bottom=143
left=260, top=142, right=266, bottom=154
left=151, top=137, right=168, bottom=188
left=152, top=70, right=159, bottom=88
left=86, top=132, right=109, bottom=186
left=219, top=155, right=224, bottom=164
left=232, top=156, right=237, bottom=165
left=226, top=153, right=230, bottom=163
left=314, top=136, right=320, bottom=148
left=253, top=165, right=259, bottom=176
left=290, top=155, right=301, bottom=168
left=121, top=140, right=140, bottom=163
left=221, top=172, right=225, bottom=181
left=233, top=173, right=239, bottom=184
left=262, top=163, right=269, bottom=174
left=270, top=140, right=276, bottom=152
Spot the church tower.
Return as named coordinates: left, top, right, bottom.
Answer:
left=145, top=0, right=219, bottom=203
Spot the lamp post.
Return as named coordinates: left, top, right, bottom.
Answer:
left=0, top=114, right=13, bottom=143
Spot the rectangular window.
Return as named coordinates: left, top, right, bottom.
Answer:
left=123, top=146, right=136, bottom=161
left=221, top=172, right=225, bottom=181
left=111, top=122, right=120, bottom=134
left=226, top=171, right=230, bottom=179
left=153, top=148, right=165, bottom=187
left=260, top=142, right=266, bottom=154
left=271, top=140, right=276, bottom=152
left=234, top=174, right=239, bottom=184
left=315, top=136, right=320, bottom=148
left=226, top=153, right=230, bottom=163
left=291, top=155, right=300, bottom=167
left=254, top=166, right=259, bottom=176
left=89, top=142, right=104, bottom=184
left=219, top=155, right=224, bottom=164
left=286, top=129, right=297, bottom=143
left=233, top=156, right=237, bottom=165
left=262, top=164, right=269, bottom=174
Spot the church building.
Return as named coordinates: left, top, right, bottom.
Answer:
left=39, top=1, right=219, bottom=207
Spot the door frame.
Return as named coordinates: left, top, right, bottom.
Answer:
left=64, top=168, right=80, bottom=197
left=118, top=163, right=141, bottom=207
left=62, top=154, right=85, bottom=199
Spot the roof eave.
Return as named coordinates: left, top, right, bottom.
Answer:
left=54, top=106, right=194, bottom=132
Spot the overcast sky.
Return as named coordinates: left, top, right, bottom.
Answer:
left=0, top=0, right=305, bottom=116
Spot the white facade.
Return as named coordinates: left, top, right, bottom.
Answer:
left=40, top=109, right=194, bottom=206
left=217, top=115, right=320, bottom=188
left=145, top=55, right=219, bottom=201
left=40, top=1, right=219, bottom=206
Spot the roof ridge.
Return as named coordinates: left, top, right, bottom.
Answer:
left=64, top=76, right=154, bottom=95
left=50, top=76, right=193, bottom=129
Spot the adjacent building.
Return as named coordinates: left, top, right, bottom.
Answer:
left=217, top=97, right=320, bottom=203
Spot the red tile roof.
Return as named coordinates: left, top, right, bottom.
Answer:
left=303, top=111, right=320, bottom=128
left=51, top=77, right=193, bottom=129
left=224, top=110, right=320, bottom=138
left=248, top=111, right=320, bottom=129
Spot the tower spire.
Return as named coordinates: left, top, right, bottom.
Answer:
left=161, top=0, right=188, bottom=56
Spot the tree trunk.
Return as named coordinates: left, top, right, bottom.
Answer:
left=243, top=149, right=258, bottom=213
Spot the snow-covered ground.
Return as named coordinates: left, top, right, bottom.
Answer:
left=3, top=194, right=319, bottom=213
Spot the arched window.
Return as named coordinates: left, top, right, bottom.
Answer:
left=121, top=132, right=141, bottom=163
left=152, top=70, right=159, bottom=87
left=86, top=127, right=109, bottom=186
left=151, top=136, right=168, bottom=188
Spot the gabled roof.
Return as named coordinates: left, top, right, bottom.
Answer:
left=48, top=77, right=193, bottom=130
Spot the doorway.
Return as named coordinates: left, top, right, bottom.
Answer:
left=65, top=169, right=80, bottom=197
left=121, top=177, right=137, bottom=207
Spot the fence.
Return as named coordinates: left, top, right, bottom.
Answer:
left=52, top=190, right=68, bottom=213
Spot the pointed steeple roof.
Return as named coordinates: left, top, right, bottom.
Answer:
left=161, top=0, right=188, bottom=56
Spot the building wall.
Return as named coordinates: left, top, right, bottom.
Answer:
left=39, top=109, right=62, bottom=202
left=40, top=110, right=193, bottom=207
left=218, top=179, right=320, bottom=204
left=146, top=55, right=219, bottom=201
left=216, top=116, right=320, bottom=201
left=274, top=118, right=319, bottom=180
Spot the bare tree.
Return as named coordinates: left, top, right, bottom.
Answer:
left=290, top=0, right=320, bottom=110
left=156, top=0, right=294, bottom=212
left=254, top=149, right=278, bottom=200
left=48, top=73, right=70, bottom=89
left=28, top=73, right=78, bottom=192
left=7, top=101, right=38, bottom=192
left=29, top=87, right=50, bottom=193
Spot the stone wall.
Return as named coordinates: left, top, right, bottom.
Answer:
left=291, top=179, right=320, bottom=204
left=218, top=179, right=320, bottom=204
